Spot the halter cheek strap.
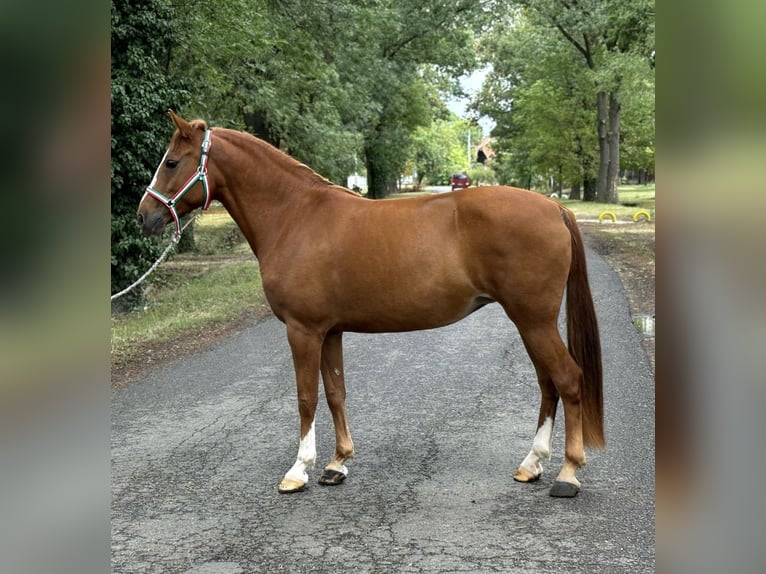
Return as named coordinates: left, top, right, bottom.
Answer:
left=143, top=129, right=213, bottom=236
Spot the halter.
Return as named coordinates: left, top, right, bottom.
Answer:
left=143, top=129, right=213, bottom=236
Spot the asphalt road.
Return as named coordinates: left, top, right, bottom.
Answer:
left=112, top=247, right=654, bottom=573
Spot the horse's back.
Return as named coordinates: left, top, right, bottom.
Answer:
left=451, top=185, right=568, bottom=232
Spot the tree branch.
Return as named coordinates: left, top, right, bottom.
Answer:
left=555, top=24, right=593, bottom=69
left=383, top=1, right=476, bottom=61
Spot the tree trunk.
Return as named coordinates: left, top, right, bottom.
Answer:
left=365, top=154, right=383, bottom=199
left=596, top=91, right=621, bottom=204
left=596, top=91, right=609, bottom=202
left=364, top=145, right=392, bottom=200
left=605, top=91, right=620, bottom=203
left=364, top=136, right=400, bottom=199
left=570, top=182, right=581, bottom=200
left=243, top=110, right=278, bottom=147
left=583, top=177, right=596, bottom=201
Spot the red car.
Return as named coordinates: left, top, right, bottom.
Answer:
left=451, top=172, right=471, bottom=190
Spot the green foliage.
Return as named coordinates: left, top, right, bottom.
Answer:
left=111, top=209, right=265, bottom=365
left=477, top=1, right=654, bottom=197
left=412, top=117, right=468, bottom=186
left=618, top=57, right=655, bottom=173
left=111, top=0, right=493, bottom=305
left=355, top=0, right=488, bottom=197
left=156, top=0, right=488, bottom=190
left=478, top=15, right=597, bottom=189
left=111, top=0, right=190, bottom=307
left=466, top=164, right=497, bottom=187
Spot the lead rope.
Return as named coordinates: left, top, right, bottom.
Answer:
left=110, top=214, right=198, bottom=301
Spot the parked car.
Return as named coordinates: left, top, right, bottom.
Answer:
left=451, top=172, right=471, bottom=190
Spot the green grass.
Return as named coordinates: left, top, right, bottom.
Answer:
left=560, top=183, right=655, bottom=221
left=111, top=262, right=264, bottom=358
left=616, top=183, right=655, bottom=207
left=111, top=206, right=266, bottom=367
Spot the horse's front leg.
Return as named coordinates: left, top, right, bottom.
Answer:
left=318, top=331, right=355, bottom=485
left=278, top=324, right=323, bottom=494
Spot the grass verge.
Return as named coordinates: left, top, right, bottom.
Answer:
left=559, top=183, right=655, bottom=221
left=111, top=207, right=268, bottom=386
left=111, top=261, right=265, bottom=362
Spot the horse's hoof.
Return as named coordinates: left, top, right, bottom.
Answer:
left=318, top=469, right=347, bottom=486
left=278, top=477, right=307, bottom=494
left=549, top=480, right=580, bottom=498
left=513, top=467, right=541, bottom=483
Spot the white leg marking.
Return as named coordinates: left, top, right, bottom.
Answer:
left=284, top=420, right=316, bottom=483
left=325, top=460, right=348, bottom=475
left=532, top=416, right=553, bottom=459
left=520, top=417, right=553, bottom=475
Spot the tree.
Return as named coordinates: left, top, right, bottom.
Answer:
left=111, top=0, right=190, bottom=308
left=165, top=0, right=367, bottom=183
left=476, top=2, right=653, bottom=200
left=619, top=57, right=655, bottom=181
left=363, top=71, right=438, bottom=197
left=412, top=115, right=479, bottom=187
left=476, top=13, right=598, bottom=193
left=111, top=0, right=498, bottom=307
left=359, top=0, right=491, bottom=198
left=516, top=0, right=655, bottom=203
left=135, top=0, right=492, bottom=198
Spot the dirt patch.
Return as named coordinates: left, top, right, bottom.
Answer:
left=580, top=221, right=655, bottom=372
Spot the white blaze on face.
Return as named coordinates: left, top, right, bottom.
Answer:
left=140, top=148, right=170, bottom=205
left=519, top=416, right=553, bottom=476
left=149, top=148, right=170, bottom=187
left=284, top=420, right=317, bottom=483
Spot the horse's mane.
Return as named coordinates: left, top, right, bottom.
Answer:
left=213, top=126, right=356, bottom=196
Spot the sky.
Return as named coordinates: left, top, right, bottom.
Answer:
left=445, top=66, right=496, bottom=135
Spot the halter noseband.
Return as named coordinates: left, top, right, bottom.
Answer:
left=143, top=129, right=213, bottom=236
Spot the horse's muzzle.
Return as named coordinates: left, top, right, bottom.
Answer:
left=137, top=210, right=166, bottom=237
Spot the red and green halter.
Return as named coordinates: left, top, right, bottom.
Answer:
left=142, top=129, right=213, bottom=236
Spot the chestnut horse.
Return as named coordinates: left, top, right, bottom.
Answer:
left=137, top=110, right=604, bottom=498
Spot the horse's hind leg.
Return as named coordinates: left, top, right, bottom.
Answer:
left=318, top=331, right=355, bottom=486
left=513, top=364, right=559, bottom=483
left=514, top=323, right=586, bottom=497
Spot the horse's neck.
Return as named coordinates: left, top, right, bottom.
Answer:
left=212, top=130, right=336, bottom=258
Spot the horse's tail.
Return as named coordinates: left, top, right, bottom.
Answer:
left=561, top=207, right=605, bottom=449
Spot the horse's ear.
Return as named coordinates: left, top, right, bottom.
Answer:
left=189, top=119, right=208, bottom=132
left=167, top=109, right=193, bottom=139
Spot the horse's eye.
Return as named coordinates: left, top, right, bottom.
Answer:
left=165, top=159, right=178, bottom=169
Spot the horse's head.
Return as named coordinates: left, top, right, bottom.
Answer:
left=137, top=110, right=213, bottom=236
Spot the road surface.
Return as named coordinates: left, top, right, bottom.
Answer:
left=112, top=247, right=654, bottom=573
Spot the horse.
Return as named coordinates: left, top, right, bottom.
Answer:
left=137, top=110, right=604, bottom=498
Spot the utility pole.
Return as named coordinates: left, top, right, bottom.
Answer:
left=467, top=129, right=471, bottom=169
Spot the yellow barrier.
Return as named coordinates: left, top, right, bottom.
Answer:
left=598, top=211, right=617, bottom=223
left=632, top=210, right=651, bottom=222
